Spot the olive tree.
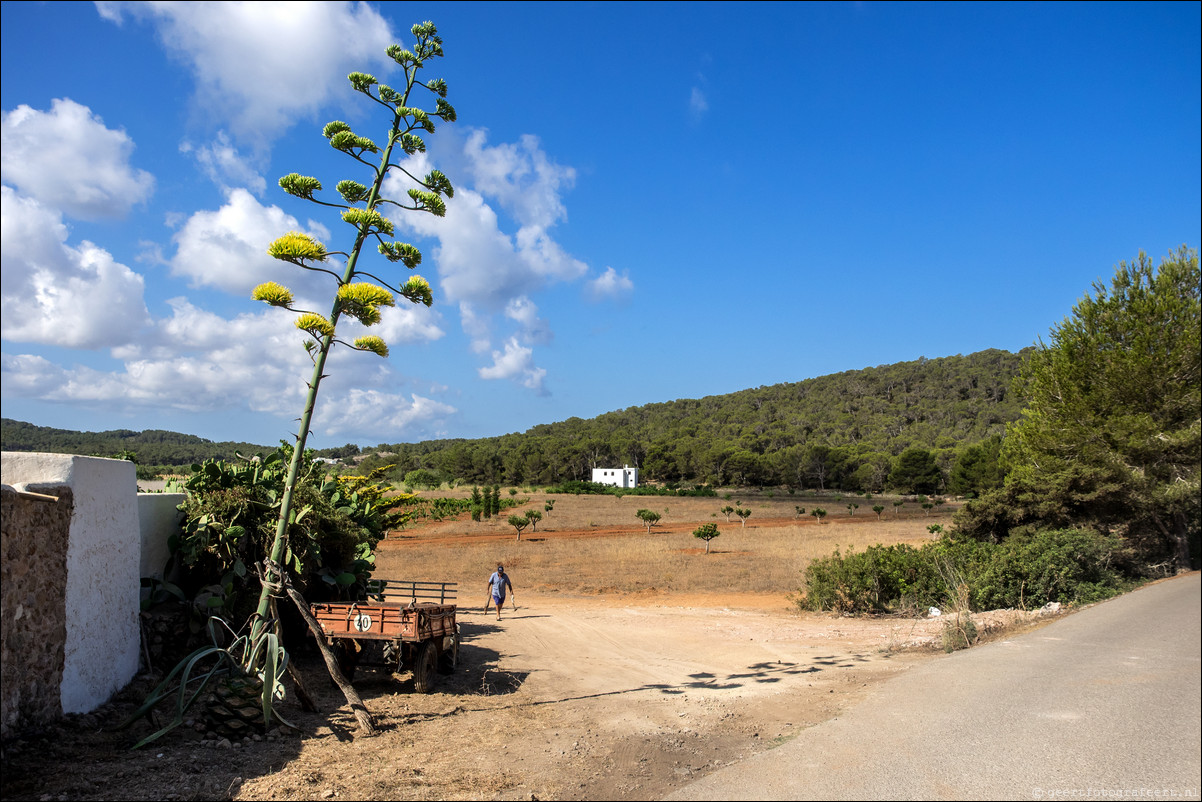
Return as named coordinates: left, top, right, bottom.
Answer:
left=636, top=508, right=662, bottom=533
left=693, top=523, right=721, bottom=554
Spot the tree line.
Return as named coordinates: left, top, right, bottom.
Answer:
left=0, top=418, right=273, bottom=468
left=2, top=348, right=1028, bottom=497
left=358, top=348, right=1028, bottom=496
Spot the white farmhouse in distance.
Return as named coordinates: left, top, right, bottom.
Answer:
left=592, top=465, right=639, bottom=488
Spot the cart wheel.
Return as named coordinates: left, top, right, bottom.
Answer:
left=413, top=641, right=438, bottom=693
left=382, top=639, right=401, bottom=671
left=438, top=629, right=460, bottom=675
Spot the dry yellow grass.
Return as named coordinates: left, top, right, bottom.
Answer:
left=375, top=490, right=955, bottom=598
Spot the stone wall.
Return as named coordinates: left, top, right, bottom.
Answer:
left=1, top=483, right=72, bottom=739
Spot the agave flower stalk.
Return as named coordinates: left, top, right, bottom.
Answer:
left=249, top=23, right=456, bottom=658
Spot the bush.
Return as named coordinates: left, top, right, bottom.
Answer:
left=798, top=529, right=1128, bottom=615
left=967, top=528, right=1127, bottom=610
left=546, top=480, right=715, bottom=497
left=154, top=447, right=400, bottom=630
left=798, top=544, right=943, bottom=614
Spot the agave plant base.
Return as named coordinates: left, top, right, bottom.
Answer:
left=202, top=675, right=275, bottom=740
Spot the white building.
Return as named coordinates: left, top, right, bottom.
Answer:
left=592, top=465, right=638, bottom=488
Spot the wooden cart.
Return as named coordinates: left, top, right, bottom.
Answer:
left=310, top=579, right=459, bottom=693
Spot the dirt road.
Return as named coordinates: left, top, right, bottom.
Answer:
left=231, top=593, right=1017, bottom=802
left=1, top=590, right=1046, bottom=801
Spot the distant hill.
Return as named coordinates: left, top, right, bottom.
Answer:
left=2, top=348, right=1031, bottom=490
left=368, top=348, right=1031, bottom=491
left=0, top=419, right=274, bottom=467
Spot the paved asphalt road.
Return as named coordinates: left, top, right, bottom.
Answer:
left=668, top=573, right=1201, bottom=801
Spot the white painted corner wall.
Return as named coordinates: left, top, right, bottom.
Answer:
left=1, top=452, right=141, bottom=714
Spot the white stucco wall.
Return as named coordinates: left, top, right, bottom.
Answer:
left=138, top=493, right=185, bottom=581
left=1, top=452, right=141, bottom=714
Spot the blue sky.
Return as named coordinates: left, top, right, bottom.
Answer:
left=2, top=2, right=1199, bottom=450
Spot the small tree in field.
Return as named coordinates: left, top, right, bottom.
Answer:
left=544, top=499, right=555, bottom=515
left=720, top=505, right=735, bottom=521
left=693, top=523, right=721, bottom=554
left=811, top=507, right=827, bottom=524
left=872, top=504, right=885, bottom=519
left=735, top=507, right=751, bottom=528
left=507, top=514, right=530, bottom=541
left=847, top=502, right=859, bottom=516
left=470, top=486, right=483, bottom=521
left=525, top=509, right=542, bottom=532
left=636, top=509, right=662, bottom=534
left=795, top=506, right=806, bottom=518
left=893, top=499, right=905, bottom=517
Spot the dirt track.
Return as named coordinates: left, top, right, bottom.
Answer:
left=233, top=593, right=970, bottom=801
left=0, top=589, right=1047, bottom=801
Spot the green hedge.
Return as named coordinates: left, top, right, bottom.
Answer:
left=546, top=480, right=716, bottom=497
left=799, top=529, right=1129, bottom=614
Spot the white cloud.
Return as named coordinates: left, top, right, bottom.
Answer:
left=1, top=187, right=151, bottom=348
left=388, top=132, right=589, bottom=312
left=1, top=99, right=155, bottom=220
left=3, top=294, right=456, bottom=441
left=371, top=303, right=446, bottom=347
left=690, top=87, right=709, bottom=119
left=314, top=388, right=456, bottom=438
left=169, top=188, right=331, bottom=296
left=383, top=130, right=594, bottom=390
left=586, top=266, right=634, bottom=302
left=96, top=1, right=397, bottom=143
left=505, top=296, right=552, bottom=345
left=462, top=131, right=574, bottom=228
left=181, top=131, right=267, bottom=195
left=478, top=337, right=547, bottom=395
left=0, top=353, right=71, bottom=397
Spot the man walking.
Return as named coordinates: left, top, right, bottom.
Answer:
left=485, top=564, right=515, bottom=620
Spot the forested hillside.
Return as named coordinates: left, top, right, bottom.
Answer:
left=367, top=348, right=1030, bottom=493
left=0, top=419, right=273, bottom=467
left=2, top=348, right=1030, bottom=494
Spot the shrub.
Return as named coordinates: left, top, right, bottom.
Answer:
left=156, top=447, right=396, bottom=629
left=798, top=529, right=1128, bottom=615
left=545, top=480, right=715, bottom=497
left=403, top=468, right=443, bottom=489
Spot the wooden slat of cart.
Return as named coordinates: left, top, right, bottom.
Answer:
left=366, top=579, right=458, bottom=605
left=312, top=601, right=457, bottom=641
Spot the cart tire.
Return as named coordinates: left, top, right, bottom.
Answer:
left=413, top=641, right=438, bottom=694
left=382, top=639, right=401, bottom=670
left=438, top=629, right=460, bottom=674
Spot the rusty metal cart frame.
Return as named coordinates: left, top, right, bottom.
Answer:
left=310, top=579, right=459, bottom=693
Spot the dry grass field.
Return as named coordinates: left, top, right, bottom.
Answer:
left=376, top=489, right=957, bottom=599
